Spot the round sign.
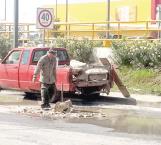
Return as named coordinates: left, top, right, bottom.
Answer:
left=38, top=9, right=53, bottom=28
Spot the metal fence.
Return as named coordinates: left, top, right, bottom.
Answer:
left=0, top=20, right=161, bottom=46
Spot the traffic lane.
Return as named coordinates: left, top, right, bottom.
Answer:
left=0, top=90, right=161, bottom=109
left=0, top=90, right=136, bottom=106
left=67, top=94, right=136, bottom=106
left=0, top=90, right=38, bottom=105
left=0, top=91, right=161, bottom=142
left=0, top=112, right=160, bottom=145
left=13, top=103, right=161, bottom=136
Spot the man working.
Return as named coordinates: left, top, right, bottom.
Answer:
left=32, top=48, right=57, bottom=109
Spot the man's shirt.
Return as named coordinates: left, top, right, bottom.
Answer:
left=33, top=54, right=56, bottom=84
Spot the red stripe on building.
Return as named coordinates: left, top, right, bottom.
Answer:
left=151, top=0, right=161, bottom=20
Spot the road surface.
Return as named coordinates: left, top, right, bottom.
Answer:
left=0, top=90, right=161, bottom=145
left=0, top=111, right=161, bottom=145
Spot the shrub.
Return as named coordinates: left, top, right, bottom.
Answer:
left=112, top=40, right=161, bottom=68
left=54, top=38, right=102, bottom=63
left=0, top=35, right=12, bottom=59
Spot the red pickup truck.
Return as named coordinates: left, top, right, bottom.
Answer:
left=0, top=47, right=116, bottom=101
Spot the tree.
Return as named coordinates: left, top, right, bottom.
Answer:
left=54, top=38, right=102, bottom=63
left=0, top=35, right=12, bottom=59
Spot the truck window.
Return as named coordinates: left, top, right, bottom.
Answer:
left=57, top=50, right=69, bottom=61
left=32, top=50, right=47, bottom=64
left=4, top=50, right=21, bottom=64
left=32, top=49, right=69, bottom=65
left=21, top=50, right=30, bottom=65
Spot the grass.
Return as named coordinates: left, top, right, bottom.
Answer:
left=112, top=66, right=161, bottom=95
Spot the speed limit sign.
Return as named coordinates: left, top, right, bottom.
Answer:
left=37, top=8, right=54, bottom=29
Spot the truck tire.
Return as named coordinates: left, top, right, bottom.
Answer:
left=24, top=92, right=38, bottom=100
left=82, top=87, right=100, bottom=97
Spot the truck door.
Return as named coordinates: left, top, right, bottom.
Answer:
left=19, top=49, right=31, bottom=90
left=0, top=50, right=22, bottom=89
left=28, top=49, right=48, bottom=91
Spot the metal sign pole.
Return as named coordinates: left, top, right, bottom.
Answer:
left=43, top=29, right=45, bottom=47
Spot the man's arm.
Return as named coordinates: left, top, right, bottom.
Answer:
left=53, top=57, right=57, bottom=82
left=32, top=58, right=44, bottom=82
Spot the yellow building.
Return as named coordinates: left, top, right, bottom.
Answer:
left=47, top=0, right=158, bottom=39
left=53, top=0, right=151, bottom=22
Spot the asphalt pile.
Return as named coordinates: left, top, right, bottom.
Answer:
left=17, top=100, right=106, bottom=120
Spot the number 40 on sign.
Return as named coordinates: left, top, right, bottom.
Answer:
left=37, top=8, right=54, bottom=29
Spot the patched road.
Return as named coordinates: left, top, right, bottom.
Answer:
left=0, top=90, right=161, bottom=145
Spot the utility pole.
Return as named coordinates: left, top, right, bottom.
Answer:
left=4, top=0, right=7, bottom=33
left=66, top=0, right=68, bottom=38
left=4, top=0, right=6, bottom=21
left=56, top=0, right=57, bottom=19
left=106, top=0, right=110, bottom=39
left=13, top=0, right=19, bottom=48
left=66, top=0, right=68, bottom=23
left=157, top=5, right=161, bottom=38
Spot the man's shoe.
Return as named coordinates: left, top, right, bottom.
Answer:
left=41, top=104, right=46, bottom=109
left=41, top=104, right=51, bottom=110
left=45, top=104, right=51, bottom=109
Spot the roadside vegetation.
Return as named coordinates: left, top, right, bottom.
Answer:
left=112, top=40, right=161, bottom=68
left=0, top=35, right=11, bottom=59
left=113, top=67, right=161, bottom=95
left=0, top=35, right=160, bottom=95
left=112, top=40, right=161, bottom=95
left=54, top=38, right=161, bottom=95
left=54, top=38, right=102, bottom=63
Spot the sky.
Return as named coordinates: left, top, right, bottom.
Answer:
left=0, top=0, right=109, bottom=23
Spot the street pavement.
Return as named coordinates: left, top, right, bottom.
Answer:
left=0, top=90, right=161, bottom=145
left=0, top=111, right=161, bottom=145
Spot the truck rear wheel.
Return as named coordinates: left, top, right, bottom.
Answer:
left=82, top=87, right=100, bottom=97
left=24, top=92, right=38, bottom=100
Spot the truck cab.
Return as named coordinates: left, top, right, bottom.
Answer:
left=0, top=47, right=74, bottom=93
left=0, top=47, right=122, bottom=99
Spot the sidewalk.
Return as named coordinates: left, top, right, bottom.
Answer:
left=109, top=92, right=161, bottom=102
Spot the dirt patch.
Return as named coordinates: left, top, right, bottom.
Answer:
left=17, top=105, right=107, bottom=120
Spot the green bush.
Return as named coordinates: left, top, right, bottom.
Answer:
left=112, top=40, right=161, bottom=68
left=114, top=66, right=161, bottom=95
left=0, top=35, right=11, bottom=59
left=54, top=38, right=102, bottom=63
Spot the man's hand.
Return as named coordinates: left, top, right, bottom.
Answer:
left=32, top=77, right=36, bottom=83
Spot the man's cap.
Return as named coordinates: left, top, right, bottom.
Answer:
left=48, top=48, right=57, bottom=55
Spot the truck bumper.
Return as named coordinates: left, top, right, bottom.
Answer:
left=76, top=80, right=109, bottom=87
left=56, top=84, right=75, bottom=92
